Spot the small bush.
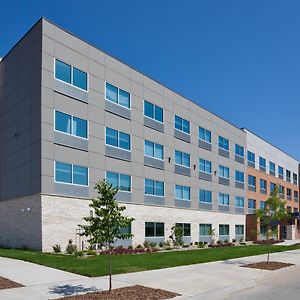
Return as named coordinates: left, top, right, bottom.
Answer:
left=66, top=240, right=77, bottom=254
left=232, top=239, right=236, bottom=243
left=198, top=243, right=205, bottom=248
left=74, top=250, right=84, bottom=257
left=52, top=244, right=61, bottom=253
left=127, top=245, right=133, bottom=250
left=136, top=244, right=143, bottom=249
left=194, top=242, right=199, bottom=245
left=217, top=240, right=222, bottom=244
left=239, top=237, right=244, bottom=243
left=143, top=241, right=150, bottom=248
left=223, top=239, right=228, bottom=244
left=204, top=241, right=208, bottom=245
left=159, top=241, right=165, bottom=248
left=149, top=242, right=157, bottom=248
left=87, top=249, right=96, bottom=255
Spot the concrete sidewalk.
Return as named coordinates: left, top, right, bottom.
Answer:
left=0, top=250, right=300, bottom=299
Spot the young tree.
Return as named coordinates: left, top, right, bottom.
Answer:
left=79, top=180, right=134, bottom=292
left=256, top=185, right=290, bottom=262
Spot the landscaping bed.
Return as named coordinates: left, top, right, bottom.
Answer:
left=241, top=261, right=294, bottom=270
left=0, top=276, right=23, bottom=290
left=58, top=285, right=180, bottom=300
left=254, top=239, right=284, bottom=245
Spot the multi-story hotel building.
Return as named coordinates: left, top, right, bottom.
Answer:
left=0, top=18, right=298, bottom=251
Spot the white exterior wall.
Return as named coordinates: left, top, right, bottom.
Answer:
left=245, top=129, right=299, bottom=178
left=41, top=195, right=245, bottom=252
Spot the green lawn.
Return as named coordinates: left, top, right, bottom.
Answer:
left=0, top=245, right=299, bottom=277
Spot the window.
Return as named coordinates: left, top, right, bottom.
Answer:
left=174, top=115, right=190, bottom=134
left=294, top=191, right=299, bottom=201
left=235, top=225, right=244, bottom=235
left=199, top=190, right=212, bottom=203
left=144, top=140, right=164, bottom=160
left=269, top=162, right=275, bottom=175
left=175, top=223, right=191, bottom=237
left=235, top=196, right=244, bottom=208
left=199, top=224, right=212, bottom=236
left=235, top=170, right=244, bottom=183
left=287, top=188, right=292, bottom=198
left=219, top=193, right=229, bottom=206
left=235, top=144, right=244, bottom=157
left=260, top=179, right=267, bottom=192
left=278, top=166, right=284, bottom=178
left=199, top=127, right=211, bottom=143
left=270, top=182, right=276, bottom=192
left=106, top=82, right=130, bottom=109
left=199, top=159, right=212, bottom=174
left=145, top=179, right=164, bottom=196
left=144, top=100, right=163, bottom=122
left=218, top=136, right=229, bottom=151
left=259, top=156, right=266, bottom=169
left=279, top=185, right=284, bottom=195
left=260, top=201, right=266, bottom=209
left=248, top=199, right=256, bottom=209
left=106, top=171, right=131, bottom=192
left=219, top=165, right=229, bottom=179
left=247, top=151, right=255, bottom=164
left=175, top=185, right=190, bottom=201
left=175, top=150, right=190, bottom=168
left=219, top=224, right=229, bottom=236
left=145, top=222, right=164, bottom=237
left=286, top=170, right=291, bottom=182
left=55, top=111, right=88, bottom=139
left=293, top=173, right=298, bottom=185
left=106, top=127, right=130, bottom=150
left=55, top=59, right=87, bottom=91
left=55, top=162, right=88, bottom=186
left=248, top=175, right=256, bottom=188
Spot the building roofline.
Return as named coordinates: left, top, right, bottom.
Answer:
left=242, top=127, right=299, bottom=163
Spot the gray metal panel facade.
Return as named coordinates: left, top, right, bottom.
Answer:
left=198, top=140, right=212, bottom=151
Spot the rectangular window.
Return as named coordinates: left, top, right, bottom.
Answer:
left=260, top=201, right=266, bottom=209
left=247, top=151, right=255, bottom=164
left=278, top=166, right=284, bottom=178
left=55, top=59, right=87, bottom=91
left=144, top=140, right=164, bottom=160
left=199, top=189, right=212, bottom=203
left=260, top=179, right=267, bottom=192
left=293, top=173, right=298, bottom=185
left=248, top=175, right=256, bottom=187
left=145, top=222, right=164, bottom=237
left=270, top=182, right=276, bottom=192
left=279, top=185, right=284, bottom=195
left=294, top=191, right=299, bottom=201
left=235, top=225, right=244, bottom=235
left=286, top=170, right=291, bottom=182
left=287, top=188, right=292, bottom=198
left=145, top=179, right=164, bottom=196
left=219, top=224, right=229, bottom=236
left=219, top=165, right=229, bottom=179
left=174, top=115, right=190, bottom=134
left=199, top=127, right=211, bottom=143
left=199, top=224, right=212, bottom=236
left=248, top=199, right=256, bottom=209
left=259, top=156, right=266, bottom=169
left=199, top=158, right=212, bottom=174
left=106, top=82, right=130, bottom=109
left=55, top=162, right=88, bottom=186
left=235, top=144, right=244, bottom=157
left=175, top=150, right=190, bottom=168
left=269, top=162, right=275, bottom=175
left=175, top=185, right=190, bottom=201
left=219, top=193, right=230, bottom=206
left=144, top=100, right=163, bottom=122
left=235, top=170, right=244, bottom=183
left=175, top=223, right=191, bottom=237
left=235, top=196, right=244, bottom=208
left=106, top=127, right=130, bottom=150
left=218, top=136, right=229, bottom=151
left=106, top=171, right=131, bottom=192
left=55, top=111, right=88, bottom=139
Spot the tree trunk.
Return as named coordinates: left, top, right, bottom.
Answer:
left=108, top=248, right=112, bottom=292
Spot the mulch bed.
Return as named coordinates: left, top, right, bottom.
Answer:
left=0, top=276, right=23, bottom=290
left=58, top=285, right=180, bottom=300
left=241, top=261, right=294, bottom=271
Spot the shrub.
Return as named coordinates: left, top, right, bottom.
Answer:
left=149, top=242, right=157, bottom=248
left=127, top=245, right=133, bottom=250
left=239, top=237, right=244, bottom=243
left=164, top=240, right=171, bottom=247
left=136, top=244, right=143, bottom=249
left=159, top=241, right=165, bottom=248
left=232, top=239, right=236, bottom=243
left=87, top=249, right=96, bottom=255
left=198, top=242, right=205, bottom=248
left=223, top=239, right=228, bottom=244
left=217, top=240, right=222, bottom=244
left=52, top=244, right=61, bottom=253
left=194, top=242, right=199, bottom=245
left=204, top=241, right=208, bottom=245
left=74, top=250, right=84, bottom=257
left=66, top=240, right=77, bottom=254
left=182, top=244, right=190, bottom=248
left=143, top=241, right=150, bottom=248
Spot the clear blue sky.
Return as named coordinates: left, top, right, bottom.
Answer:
left=1, top=0, right=299, bottom=161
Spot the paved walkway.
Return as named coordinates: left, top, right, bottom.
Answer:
left=0, top=250, right=300, bottom=299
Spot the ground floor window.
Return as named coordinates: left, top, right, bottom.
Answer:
left=145, top=222, right=164, bottom=237
left=119, top=223, right=132, bottom=235
left=219, top=224, right=229, bottom=236
left=235, top=225, right=244, bottom=235
left=175, top=223, right=191, bottom=237
left=199, top=224, right=212, bottom=236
